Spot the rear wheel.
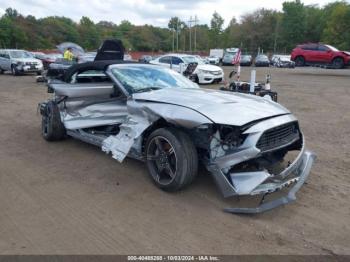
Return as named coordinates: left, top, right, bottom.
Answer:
left=332, top=57, right=344, bottom=69
left=0, top=67, right=4, bottom=74
left=145, top=128, right=198, bottom=192
left=41, top=101, right=66, bottom=141
left=295, top=56, right=305, bottom=67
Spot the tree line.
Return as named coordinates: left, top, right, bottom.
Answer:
left=0, top=0, right=349, bottom=54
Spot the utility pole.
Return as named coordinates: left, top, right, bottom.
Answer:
left=188, top=16, right=192, bottom=53
left=194, top=16, right=198, bottom=52
left=188, top=15, right=198, bottom=53
left=176, top=19, right=179, bottom=52
left=172, top=28, right=175, bottom=52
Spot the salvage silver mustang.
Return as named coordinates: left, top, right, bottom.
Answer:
left=39, top=60, right=316, bottom=213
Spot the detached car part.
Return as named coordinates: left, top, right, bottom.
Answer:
left=38, top=58, right=315, bottom=214
left=220, top=70, right=278, bottom=102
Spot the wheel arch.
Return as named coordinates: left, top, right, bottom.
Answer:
left=137, top=103, right=213, bottom=156
left=332, top=56, right=344, bottom=62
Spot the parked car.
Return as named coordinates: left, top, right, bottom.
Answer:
left=124, top=53, right=133, bottom=61
left=222, top=48, right=239, bottom=65
left=46, top=39, right=124, bottom=81
left=209, top=49, right=224, bottom=61
left=31, top=51, right=46, bottom=60
left=271, top=55, right=295, bottom=68
left=78, top=52, right=97, bottom=63
left=194, top=55, right=208, bottom=64
left=150, top=54, right=224, bottom=84
left=240, top=55, right=252, bottom=66
left=291, top=43, right=350, bottom=69
left=206, top=55, right=220, bottom=65
left=139, top=55, right=153, bottom=63
left=0, top=49, right=43, bottom=75
left=39, top=59, right=315, bottom=213
left=36, top=53, right=63, bottom=69
left=254, top=54, right=270, bottom=67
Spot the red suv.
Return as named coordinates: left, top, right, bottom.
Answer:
left=291, top=43, right=350, bottom=69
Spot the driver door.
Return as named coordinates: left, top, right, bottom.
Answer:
left=51, top=69, right=128, bottom=130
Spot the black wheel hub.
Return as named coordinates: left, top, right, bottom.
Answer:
left=147, top=136, right=177, bottom=185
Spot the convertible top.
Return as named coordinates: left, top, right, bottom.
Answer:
left=63, top=60, right=140, bottom=82
left=94, top=39, right=124, bottom=61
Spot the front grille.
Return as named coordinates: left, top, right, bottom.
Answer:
left=256, top=122, right=300, bottom=152
left=25, top=62, right=38, bottom=65
left=211, top=71, right=222, bottom=75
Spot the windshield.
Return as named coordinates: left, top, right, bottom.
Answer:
left=10, top=51, right=33, bottom=59
left=280, top=56, right=291, bottom=61
left=182, top=55, right=204, bottom=64
left=325, top=45, right=339, bottom=52
left=111, top=65, right=199, bottom=93
left=257, top=55, right=269, bottom=61
left=225, top=52, right=236, bottom=57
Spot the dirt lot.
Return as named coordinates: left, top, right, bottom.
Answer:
left=0, top=66, right=349, bottom=255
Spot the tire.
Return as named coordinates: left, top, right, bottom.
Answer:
left=194, top=75, right=199, bottom=84
left=145, top=128, right=198, bottom=192
left=36, top=71, right=42, bottom=76
left=0, top=68, right=4, bottom=74
left=295, top=56, right=305, bottom=67
left=11, top=65, right=19, bottom=76
left=332, top=57, right=344, bottom=69
left=41, top=101, right=66, bottom=141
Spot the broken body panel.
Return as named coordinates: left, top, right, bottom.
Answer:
left=42, top=62, right=315, bottom=213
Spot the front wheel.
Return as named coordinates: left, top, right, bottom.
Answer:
left=145, top=128, right=198, bottom=192
left=332, top=57, right=344, bottom=69
left=11, top=65, right=19, bottom=76
left=295, top=56, right=305, bottom=67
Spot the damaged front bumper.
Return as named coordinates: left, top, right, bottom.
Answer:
left=207, top=142, right=316, bottom=214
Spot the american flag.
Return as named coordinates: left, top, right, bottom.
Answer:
left=232, top=49, right=241, bottom=65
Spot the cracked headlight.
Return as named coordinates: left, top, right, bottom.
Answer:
left=218, top=125, right=247, bottom=149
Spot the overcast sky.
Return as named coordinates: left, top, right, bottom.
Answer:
left=0, top=0, right=336, bottom=27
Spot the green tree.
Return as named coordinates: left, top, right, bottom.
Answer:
left=210, top=11, right=224, bottom=48
left=322, top=2, right=350, bottom=50
left=304, top=5, right=324, bottom=43
left=281, top=0, right=306, bottom=51
left=78, top=16, right=100, bottom=50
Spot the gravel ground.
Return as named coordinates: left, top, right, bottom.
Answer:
left=0, top=66, right=349, bottom=255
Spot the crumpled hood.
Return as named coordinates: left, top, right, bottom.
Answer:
left=133, top=88, right=290, bottom=126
